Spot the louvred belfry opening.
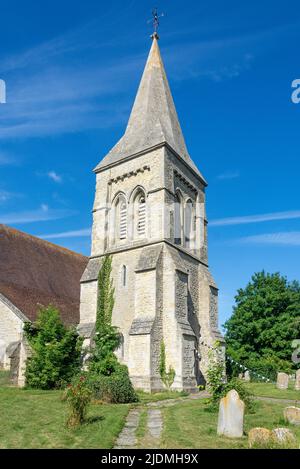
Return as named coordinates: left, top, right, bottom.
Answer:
left=119, top=201, right=127, bottom=240
left=137, top=196, right=146, bottom=235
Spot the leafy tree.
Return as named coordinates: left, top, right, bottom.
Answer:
left=224, top=271, right=300, bottom=375
left=24, top=306, right=82, bottom=389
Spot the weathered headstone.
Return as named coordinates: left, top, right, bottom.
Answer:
left=284, top=406, right=300, bottom=426
left=217, top=389, right=245, bottom=438
left=244, top=370, right=250, bottom=382
left=276, top=372, right=289, bottom=390
left=295, top=370, right=300, bottom=391
left=248, top=428, right=272, bottom=448
left=271, top=428, right=296, bottom=447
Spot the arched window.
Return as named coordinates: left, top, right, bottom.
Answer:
left=114, top=195, right=127, bottom=242
left=184, top=199, right=194, bottom=248
left=174, top=191, right=183, bottom=245
left=121, top=265, right=127, bottom=287
left=119, top=200, right=127, bottom=239
left=137, top=195, right=146, bottom=236
left=133, top=190, right=146, bottom=238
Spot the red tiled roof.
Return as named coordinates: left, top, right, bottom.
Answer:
left=0, top=224, right=88, bottom=325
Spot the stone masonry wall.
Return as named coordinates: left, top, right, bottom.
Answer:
left=0, top=296, right=23, bottom=369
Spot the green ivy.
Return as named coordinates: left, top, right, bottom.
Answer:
left=87, top=255, right=138, bottom=403
left=159, top=340, right=175, bottom=390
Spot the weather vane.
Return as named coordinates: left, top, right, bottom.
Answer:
left=148, top=7, right=164, bottom=39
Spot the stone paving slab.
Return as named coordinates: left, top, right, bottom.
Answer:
left=147, top=409, right=163, bottom=440
left=114, top=408, right=141, bottom=449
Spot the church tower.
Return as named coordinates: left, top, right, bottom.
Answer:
left=79, top=34, right=224, bottom=392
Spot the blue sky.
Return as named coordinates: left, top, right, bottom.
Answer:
left=0, top=0, right=300, bottom=328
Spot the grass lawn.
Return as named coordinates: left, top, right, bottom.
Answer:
left=0, top=372, right=187, bottom=449
left=0, top=370, right=9, bottom=386
left=160, top=398, right=300, bottom=449
left=0, top=376, right=129, bottom=448
left=246, top=382, right=300, bottom=402
left=2, top=367, right=300, bottom=449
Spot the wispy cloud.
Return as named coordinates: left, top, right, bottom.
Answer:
left=210, top=210, right=300, bottom=227
left=48, top=171, right=62, bottom=183
left=38, top=228, right=91, bottom=240
left=1, top=15, right=295, bottom=140
left=0, top=190, right=22, bottom=203
left=0, top=205, right=76, bottom=225
left=2, top=8, right=300, bottom=143
left=217, top=170, right=240, bottom=181
left=0, top=17, right=143, bottom=140
left=238, top=231, right=300, bottom=246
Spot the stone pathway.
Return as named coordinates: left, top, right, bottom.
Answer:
left=255, top=396, right=300, bottom=405
left=114, top=392, right=208, bottom=449
left=114, top=408, right=141, bottom=449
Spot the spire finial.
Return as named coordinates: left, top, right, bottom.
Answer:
left=149, top=8, right=164, bottom=40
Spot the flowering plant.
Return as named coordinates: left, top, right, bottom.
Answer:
left=64, top=375, right=92, bottom=427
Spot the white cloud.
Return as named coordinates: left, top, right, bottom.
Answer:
left=48, top=171, right=62, bottom=183
left=38, top=228, right=92, bottom=240
left=217, top=171, right=240, bottom=181
left=0, top=205, right=76, bottom=225
left=0, top=190, right=21, bottom=203
left=238, top=231, right=300, bottom=246
left=40, top=204, right=49, bottom=212
left=210, top=210, right=300, bottom=227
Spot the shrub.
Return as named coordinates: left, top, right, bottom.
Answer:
left=205, top=342, right=226, bottom=406
left=223, top=377, right=255, bottom=412
left=64, top=375, right=92, bottom=427
left=89, top=324, right=121, bottom=376
left=88, top=364, right=138, bottom=404
left=24, top=306, right=82, bottom=389
left=159, top=341, right=175, bottom=390
left=205, top=342, right=254, bottom=412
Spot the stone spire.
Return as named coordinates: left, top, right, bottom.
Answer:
left=95, top=36, right=204, bottom=181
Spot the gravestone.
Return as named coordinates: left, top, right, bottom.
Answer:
left=271, top=428, right=296, bottom=446
left=244, top=370, right=250, bottom=382
left=248, top=428, right=271, bottom=448
left=276, top=372, right=289, bottom=390
left=284, top=406, right=300, bottom=426
left=217, top=389, right=245, bottom=438
left=295, top=370, right=300, bottom=391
